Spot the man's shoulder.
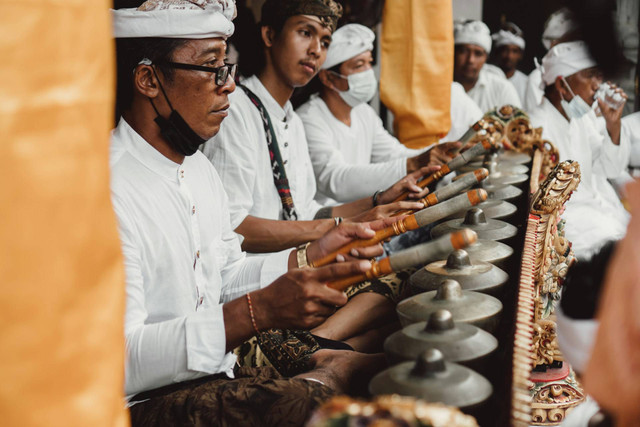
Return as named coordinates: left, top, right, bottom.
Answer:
left=296, top=95, right=324, bottom=120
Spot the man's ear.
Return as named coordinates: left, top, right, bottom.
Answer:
left=554, top=76, right=568, bottom=99
left=133, top=64, right=160, bottom=99
left=318, top=70, right=335, bottom=90
left=261, top=26, right=276, bottom=48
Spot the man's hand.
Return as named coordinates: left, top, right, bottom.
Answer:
left=597, top=82, right=627, bottom=145
left=376, top=166, right=440, bottom=205
left=406, top=141, right=462, bottom=172
left=251, top=260, right=373, bottom=330
left=346, top=200, right=423, bottom=223
left=306, top=220, right=396, bottom=264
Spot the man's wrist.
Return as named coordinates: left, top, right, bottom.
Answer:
left=296, top=242, right=311, bottom=268
left=249, top=289, right=270, bottom=331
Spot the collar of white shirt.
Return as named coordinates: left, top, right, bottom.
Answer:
left=242, top=75, right=295, bottom=123
left=117, top=118, right=183, bottom=183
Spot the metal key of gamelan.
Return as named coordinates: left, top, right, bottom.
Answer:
left=314, top=189, right=487, bottom=267
left=394, top=139, right=497, bottom=202
left=394, top=168, right=489, bottom=216
left=327, top=229, right=477, bottom=292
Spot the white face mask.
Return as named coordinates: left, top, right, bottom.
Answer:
left=560, top=76, right=592, bottom=119
left=333, top=68, right=378, bottom=107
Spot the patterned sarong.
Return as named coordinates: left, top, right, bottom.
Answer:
left=234, top=269, right=415, bottom=376
left=129, top=367, right=333, bottom=427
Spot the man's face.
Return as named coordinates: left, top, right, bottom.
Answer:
left=564, top=67, right=603, bottom=105
left=156, top=38, right=235, bottom=140
left=329, top=50, right=373, bottom=91
left=454, top=44, right=488, bottom=84
left=268, top=15, right=333, bottom=88
left=496, top=44, right=523, bottom=72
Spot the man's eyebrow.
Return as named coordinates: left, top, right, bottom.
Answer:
left=197, top=46, right=226, bottom=60
left=296, top=19, right=332, bottom=43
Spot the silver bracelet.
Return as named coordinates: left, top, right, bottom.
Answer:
left=333, top=216, right=343, bottom=227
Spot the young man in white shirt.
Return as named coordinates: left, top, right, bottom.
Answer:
left=111, top=1, right=387, bottom=424
left=453, top=19, right=522, bottom=112
left=529, top=41, right=630, bottom=261
left=491, top=22, right=527, bottom=104
left=297, top=24, right=471, bottom=205
left=202, top=1, right=437, bottom=255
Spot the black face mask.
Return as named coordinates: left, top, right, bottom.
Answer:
left=153, top=109, right=207, bottom=157
left=150, top=67, right=206, bottom=157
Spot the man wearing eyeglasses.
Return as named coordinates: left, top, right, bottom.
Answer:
left=111, top=1, right=386, bottom=425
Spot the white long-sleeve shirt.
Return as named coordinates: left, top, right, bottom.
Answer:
left=529, top=98, right=631, bottom=260
left=110, top=119, right=290, bottom=399
left=466, top=68, right=522, bottom=113
left=523, top=67, right=544, bottom=113
left=508, top=69, right=528, bottom=105
left=445, top=82, right=484, bottom=141
left=296, top=83, right=481, bottom=205
left=202, top=75, right=323, bottom=225
left=623, top=112, right=640, bottom=167
left=297, top=95, right=422, bottom=205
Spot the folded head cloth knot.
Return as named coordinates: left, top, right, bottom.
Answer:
left=542, top=7, right=579, bottom=50
left=322, top=23, right=374, bottom=69
left=454, top=19, right=492, bottom=54
left=492, top=24, right=525, bottom=50
left=541, top=40, right=597, bottom=87
left=111, top=0, right=236, bottom=39
left=261, top=0, right=343, bottom=33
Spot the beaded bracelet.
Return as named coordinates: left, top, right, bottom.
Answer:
left=245, top=293, right=259, bottom=334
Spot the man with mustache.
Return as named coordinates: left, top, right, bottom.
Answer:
left=453, top=19, right=521, bottom=112
left=111, top=1, right=386, bottom=425
left=202, top=0, right=433, bottom=256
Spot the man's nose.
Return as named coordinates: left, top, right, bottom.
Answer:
left=308, top=37, right=321, bottom=57
left=219, top=73, right=236, bottom=94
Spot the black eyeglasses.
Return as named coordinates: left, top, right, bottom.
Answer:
left=159, top=61, right=238, bottom=86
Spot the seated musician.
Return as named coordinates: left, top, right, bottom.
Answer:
left=110, top=1, right=386, bottom=425
left=490, top=22, right=527, bottom=103
left=296, top=23, right=476, bottom=206
left=202, top=0, right=438, bottom=255
left=453, top=19, right=522, bottom=112
left=201, top=0, right=434, bottom=366
left=529, top=41, right=631, bottom=260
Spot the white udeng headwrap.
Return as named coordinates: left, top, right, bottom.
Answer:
left=112, top=0, right=236, bottom=39
left=540, top=40, right=597, bottom=87
left=322, top=24, right=375, bottom=69
left=492, top=29, right=525, bottom=50
left=542, top=7, right=579, bottom=50
left=454, top=19, right=492, bottom=54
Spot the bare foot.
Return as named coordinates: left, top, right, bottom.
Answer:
left=345, top=321, right=401, bottom=353
left=295, top=349, right=387, bottom=395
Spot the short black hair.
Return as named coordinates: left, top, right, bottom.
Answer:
left=115, top=37, right=187, bottom=118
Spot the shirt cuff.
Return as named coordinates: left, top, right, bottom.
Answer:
left=259, top=248, right=292, bottom=288
left=185, top=306, right=237, bottom=376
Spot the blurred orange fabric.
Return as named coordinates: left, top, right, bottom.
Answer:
left=380, top=0, right=453, bottom=149
left=584, top=179, right=640, bottom=426
left=0, top=1, right=127, bottom=426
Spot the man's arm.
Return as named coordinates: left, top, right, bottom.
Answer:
left=236, top=215, right=335, bottom=253
left=302, top=108, right=411, bottom=203
left=595, top=94, right=630, bottom=178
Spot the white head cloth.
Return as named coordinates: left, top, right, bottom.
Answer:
left=322, top=24, right=375, bottom=69
left=540, top=40, right=597, bottom=87
left=454, top=19, right=492, bottom=54
left=492, top=29, right=525, bottom=50
left=542, top=7, right=579, bottom=50
left=112, top=0, right=236, bottom=39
